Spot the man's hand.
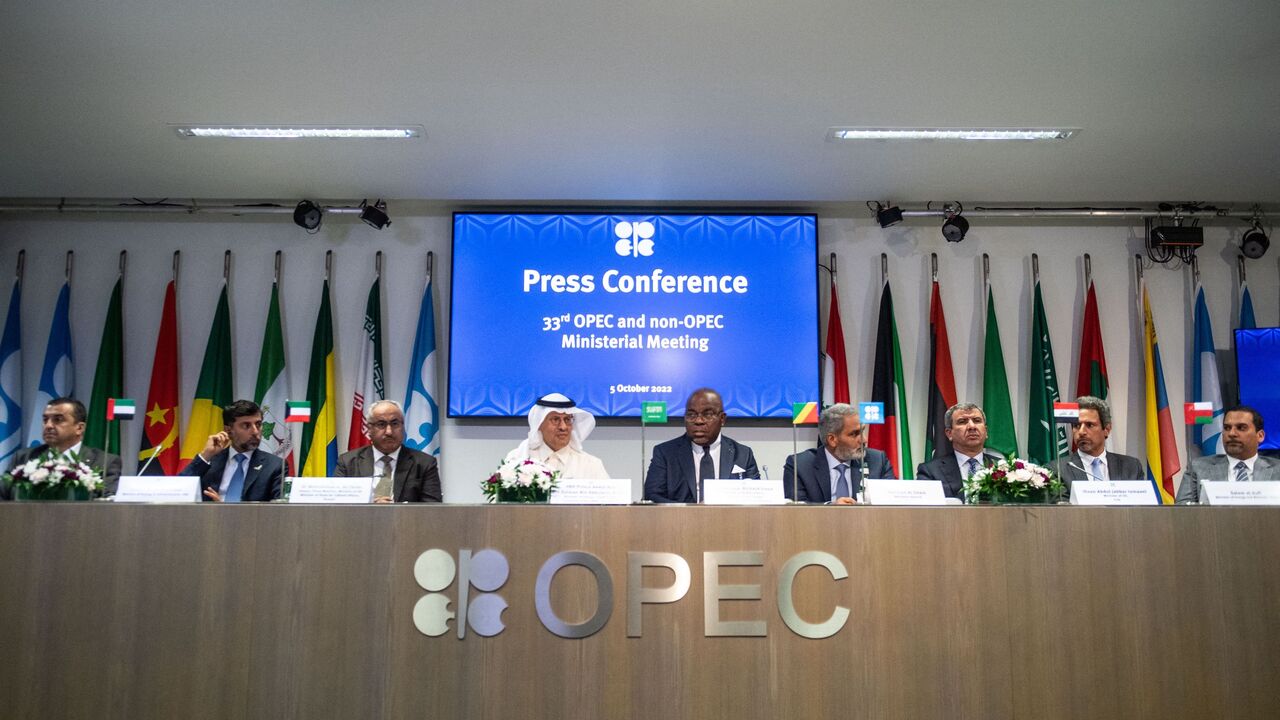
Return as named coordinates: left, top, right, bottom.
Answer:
left=834, top=496, right=856, bottom=505
left=203, top=487, right=224, bottom=502
left=200, top=431, right=231, bottom=463
left=373, top=496, right=394, bottom=504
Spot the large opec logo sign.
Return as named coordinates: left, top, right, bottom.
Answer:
left=412, top=547, right=850, bottom=640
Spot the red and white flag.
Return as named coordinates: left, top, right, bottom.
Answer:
left=348, top=275, right=384, bottom=450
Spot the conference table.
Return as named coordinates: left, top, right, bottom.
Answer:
left=2, top=503, right=1277, bottom=719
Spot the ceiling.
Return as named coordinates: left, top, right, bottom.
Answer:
left=2, top=0, right=1278, bottom=206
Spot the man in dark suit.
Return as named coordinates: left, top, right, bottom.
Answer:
left=335, top=399, right=441, bottom=503
left=1051, top=395, right=1144, bottom=500
left=181, top=400, right=284, bottom=502
left=1, top=397, right=122, bottom=499
left=916, top=402, right=1002, bottom=500
left=1177, top=405, right=1280, bottom=503
left=643, top=387, right=759, bottom=503
left=783, top=403, right=895, bottom=503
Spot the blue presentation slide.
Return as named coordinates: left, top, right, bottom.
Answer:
left=449, top=213, right=819, bottom=418
left=1235, top=327, right=1280, bottom=450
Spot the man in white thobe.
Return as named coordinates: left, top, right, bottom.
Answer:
left=504, top=393, right=610, bottom=479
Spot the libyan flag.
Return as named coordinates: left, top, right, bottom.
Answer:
left=924, top=280, right=958, bottom=460
left=866, top=279, right=912, bottom=478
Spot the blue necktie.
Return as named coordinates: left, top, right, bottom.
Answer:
left=1234, top=461, right=1249, bottom=483
left=225, top=453, right=246, bottom=503
left=966, top=458, right=979, bottom=479
left=834, top=463, right=849, bottom=500
left=1091, top=457, right=1105, bottom=482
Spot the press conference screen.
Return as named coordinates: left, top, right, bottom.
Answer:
left=448, top=212, right=819, bottom=418
left=1235, top=327, right=1280, bottom=451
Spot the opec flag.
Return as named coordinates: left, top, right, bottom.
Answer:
left=403, top=277, right=440, bottom=456
left=27, top=283, right=73, bottom=446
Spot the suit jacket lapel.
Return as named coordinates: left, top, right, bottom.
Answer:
left=718, top=437, right=735, bottom=479
left=240, top=450, right=263, bottom=499
left=393, top=449, right=412, bottom=502
left=811, top=449, right=831, bottom=501
left=677, top=436, right=698, bottom=500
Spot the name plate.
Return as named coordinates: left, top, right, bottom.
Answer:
left=863, top=479, right=947, bottom=505
left=703, top=479, right=784, bottom=505
left=550, top=478, right=633, bottom=505
left=288, top=477, right=374, bottom=504
left=113, top=476, right=202, bottom=503
left=1069, top=480, right=1160, bottom=506
left=1200, top=481, right=1280, bottom=506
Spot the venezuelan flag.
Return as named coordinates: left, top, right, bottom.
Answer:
left=300, top=279, right=337, bottom=476
left=1141, top=281, right=1180, bottom=503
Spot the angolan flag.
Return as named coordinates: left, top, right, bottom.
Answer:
left=138, top=280, right=180, bottom=475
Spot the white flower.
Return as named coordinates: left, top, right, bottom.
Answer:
left=29, top=468, right=50, bottom=485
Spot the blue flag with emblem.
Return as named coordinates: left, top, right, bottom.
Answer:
left=27, top=282, right=73, bottom=447
left=0, top=278, right=22, bottom=465
left=404, top=276, right=440, bottom=455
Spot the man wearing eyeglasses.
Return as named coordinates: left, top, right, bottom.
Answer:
left=643, top=387, right=759, bottom=503
left=335, top=399, right=442, bottom=503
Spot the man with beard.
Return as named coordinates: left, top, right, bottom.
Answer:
left=1177, top=405, right=1280, bottom=503
left=504, top=393, right=609, bottom=479
left=783, top=403, right=895, bottom=503
left=181, top=400, right=285, bottom=502
left=1051, top=395, right=1144, bottom=500
left=643, top=387, right=759, bottom=503
left=916, top=402, right=1003, bottom=500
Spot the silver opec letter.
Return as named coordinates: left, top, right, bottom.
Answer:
left=535, top=551, right=614, bottom=639
left=703, top=551, right=766, bottom=637
left=626, top=552, right=691, bottom=637
left=776, top=551, right=849, bottom=639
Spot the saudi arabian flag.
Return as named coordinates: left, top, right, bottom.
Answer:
left=180, top=283, right=233, bottom=465
left=300, top=279, right=337, bottom=477
left=86, top=278, right=124, bottom=454
left=982, top=284, right=1018, bottom=457
left=254, top=281, right=294, bottom=474
left=1027, top=280, right=1069, bottom=464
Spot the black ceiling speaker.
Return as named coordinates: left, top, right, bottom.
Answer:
left=293, top=200, right=322, bottom=231
left=360, top=199, right=391, bottom=230
left=1241, top=225, right=1269, bottom=259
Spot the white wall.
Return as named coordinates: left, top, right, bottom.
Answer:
left=1, top=213, right=1274, bottom=501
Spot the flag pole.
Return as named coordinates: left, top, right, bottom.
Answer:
left=1237, top=254, right=1246, bottom=284
left=982, top=253, right=990, bottom=294
left=1083, top=253, right=1091, bottom=289
left=223, top=249, right=231, bottom=282
left=930, top=253, right=938, bottom=282
left=172, top=250, right=180, bottom=284
left=427, top=250, right=434, bottom=282
left=66, top=250, right=73, bottom=285
left=273, top=250, right=281, bottom=284
left=16, top=249, right=23, bottom=286
left=325, top=250, right=332, bottom=283
left=880, top=253, right=887, bottom=286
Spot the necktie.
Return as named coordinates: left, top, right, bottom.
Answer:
left=834, top=463, right=849, bottom=500
left=1234, top=461, right=1249, bottom=483
left=698, top=444, right=714, bottom=502
left=375, top=456, right=395, bottom=499
left=1091, top=457, right=1105, bottom=482
left=225, top=453, right=246, bottom=503
left=966, top=458, right=979, bottom=479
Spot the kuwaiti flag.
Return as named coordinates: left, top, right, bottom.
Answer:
left=347, top=275, right=384, bottom=451
left=27, top=282, right=73, bottom=446
left=821, top=282, right=850, bottom=406
left=1140, top=279, right=1180, bottom=504
left=254, top=280, right=294, bottom=475
left=0, top=277, right=22, bottom=466
left=867, top=278, right=912, bottom=478
left=285, top=401, right=311, bottom=423
left=403, top=276, right=440, bottom=455
left=1191, top=283, right=1224, bottom=455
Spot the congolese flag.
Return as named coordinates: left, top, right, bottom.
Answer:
left=1140, top=280, right=1180, bottom=504
left=180, top=282, right=233, bottom=465
left=300, top=279, right=337, bottom=477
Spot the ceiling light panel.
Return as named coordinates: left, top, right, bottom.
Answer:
left=827, top=127, right=1078, bottom=142
left=171, top=125, right=424, bottom=139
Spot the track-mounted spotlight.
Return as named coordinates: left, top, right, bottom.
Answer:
left=293, top=200, right=322, bottom=231
left=359, top=199, right=391, bottom=230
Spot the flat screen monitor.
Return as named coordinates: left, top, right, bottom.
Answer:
left=1234, top=327, right=1280, bottom=451
left=449, top=212, right=819, bottom=418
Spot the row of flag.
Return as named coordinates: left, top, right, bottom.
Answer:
left=821, top=259, right=1259, bottom=503
left=0, top=260, right=442, bottom=477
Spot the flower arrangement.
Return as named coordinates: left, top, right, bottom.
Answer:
left=4, top=451, right=104, bottom=501
left=962, top=455, right=1063, bottom=504
left=482, top=458, right=560, bottom=503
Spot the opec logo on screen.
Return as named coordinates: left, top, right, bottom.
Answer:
left=614, top=220, right=655, bottom=257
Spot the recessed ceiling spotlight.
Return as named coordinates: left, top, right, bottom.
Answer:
left=171, top=124, right=424, bottom=139
left=827, top=127, right=1078, bottom=142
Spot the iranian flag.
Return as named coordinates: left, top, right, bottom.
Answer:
left=254, top=280, right=294, bottom=475
left=348, top=275, right=384, bottom=450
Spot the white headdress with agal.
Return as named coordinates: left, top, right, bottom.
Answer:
left=515, top=393, right=596, bottom=456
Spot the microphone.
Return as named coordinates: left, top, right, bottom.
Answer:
left=137, top=442, right=165, bottom=476
left=1068, top=461, right=1105, bottom=482
left=760, top=465, right=770, bottom=480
